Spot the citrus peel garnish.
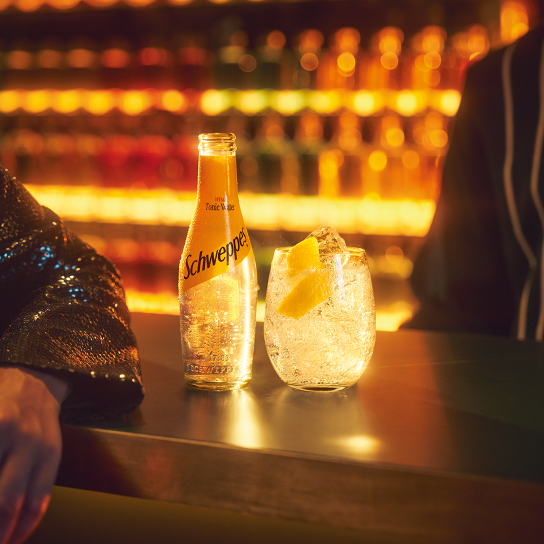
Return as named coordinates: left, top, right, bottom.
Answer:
left=277, top=268, right=332, bottom=319
left=276, top=237, right=334, bottom=319
left=286, top=236, right=321, bottom=276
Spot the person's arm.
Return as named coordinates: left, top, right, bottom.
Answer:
left=0, top=166, right=144, bottom=542
left=0, top=166, right=144, bottom=421
left=0, top=367, right=69, bottom=544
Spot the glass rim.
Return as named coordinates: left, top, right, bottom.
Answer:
left=274, top=246, right=367, bottom=257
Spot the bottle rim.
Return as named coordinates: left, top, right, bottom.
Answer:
left=198, top=133, right=237, bottom=155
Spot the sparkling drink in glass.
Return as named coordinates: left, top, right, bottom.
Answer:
left=264, top=226, right=375, bottom=392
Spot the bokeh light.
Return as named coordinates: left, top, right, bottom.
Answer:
left=369, top=150, right=388, bottom=171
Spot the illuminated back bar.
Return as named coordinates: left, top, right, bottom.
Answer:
left=0, top=0, right=533, bottom=328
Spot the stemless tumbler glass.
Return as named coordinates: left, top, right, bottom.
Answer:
left=264, top=246, right=376, bottom=392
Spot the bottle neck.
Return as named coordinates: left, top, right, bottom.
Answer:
left=197, top=133, right=238, bottom=200
left=197, top=154, right=238, bottom=198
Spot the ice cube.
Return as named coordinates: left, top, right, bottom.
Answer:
left=306, top=226, right=348, bottom=255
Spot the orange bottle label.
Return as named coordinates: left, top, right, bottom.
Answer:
left=179, top=154, right=251, bottom=292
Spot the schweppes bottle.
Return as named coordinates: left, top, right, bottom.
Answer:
left=179, top=133, right=258, bottom=390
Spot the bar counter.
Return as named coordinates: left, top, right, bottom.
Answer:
left=31, top=313, right=544, bottom=543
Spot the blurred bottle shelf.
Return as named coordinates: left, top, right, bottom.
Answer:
left=0, top=88, right=461, bottom=116
left=0, top=1, right=530, bottom=205
left=0, top=0, right=535, bottom=328
left=3, top=0, right=302, bottom=11
left=0, top=0, right=442, bottom=14
left=26, top=184, right=435, bottom=236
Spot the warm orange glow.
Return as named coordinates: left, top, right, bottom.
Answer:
left=267, top=30, right=286, bottom=49
left=381, top=52, right=399, bottom=70
left=53, top=90, right=82, bottom=113
left=377, top=27, right=403, bottom=55
left=429, top=129, right=448, bottom=148
left=200, top=89, right=231, bottom=115
left=124, top=287, right=408, bottom=329
left=413, top=112, right=449, bottom=150
left=86, top=90, right=115, bottom=114
left=337, top=130, right=360, bottom=152
left=423, top=51, right=441, bottom=69
left=265, top=124, right=284, bottom=144
left=501, top=1, right=529, bottom=44
left=375, top=302, right=414, bottom=331
left=160, top=90, right=186, bottom=112
left=318, top=150, right=341, bottom=198
left=350, top=91, right=380, bottom=115
left=273, top=90, right=305, bottom=115
left=421, top=27, right=445, bottom=53
left=395, top=91, right=417, bottom=115
left=86, top=0, right=117, bottom=6
left=218, top=44, right=244, bottom=65
left=240, top=156, right=259, bottom=176
left=0, top=90, right=21, bottom=113
left=25, top=185, right=435, bottom=237
left=66, top=49, right=97, bottom=68
left=298, top=111, right=323, bottom=140
left=125, top=0, right=154, bottom=6
left=385, top=245, right=404, bottom=264
left=339, top=111, right=357, bottom=129
left=48, top=0, right=80, bottom=9
left=102, top=48, right=130, bottom=68
left=0, top=17, right=488, bottom=338
left=308, top=91, right=342, bottom=114
left=139, top=47, right=168, bottom=66
left=75, top=134, right=103, bottom=155
left=297, top=29, right=324, bottom=55
left=385, top=127, right=405, bottom=148
left=238, top=90, right=268, bottom=114
left=402, top=150, right=420, bottom=169
left=393, top=91, right=428, bottom=116
left=1, top=87, right=461, bottom=118
left=120, top=90, right=151, bottom=115
left=452, top=24, right=490, bottom=59
left=25, top=90, right=50, bottom=113
left=372, top=250, right=413, bottom=279
left=334, top=28, right=360, bottom=54
left=369, top=150, right=387, bottom=172
left=337, top=52, right=356, bottom=75
left=423, top=69, right=440, bottom=86
left=379, top=37, right=399, bottom=55
left=126, top=290, right=180, bottom=315
left=36, top=49, right=62, bottom=68
left=13, top=0, right=44, bottom=11
left=13, top=131, right=44, bottom=154
left=337, top=117, right=361, bottom=150
left=6, top=50, right=33, bottom=69
left=467, top=25, right=491, bottom=56
left=434, top=90, right=461, bottom=116
left=414, top=54, right=427, bottom=72
left=300, top=52, right=319, bottom=71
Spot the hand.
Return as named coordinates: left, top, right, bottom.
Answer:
left=0, top=367, right=70, bottom=544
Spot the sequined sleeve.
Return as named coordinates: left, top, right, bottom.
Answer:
left=0, top=166, right=144, bottom=422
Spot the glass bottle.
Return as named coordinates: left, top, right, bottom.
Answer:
left=179, top=133, right=258, bottom=390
